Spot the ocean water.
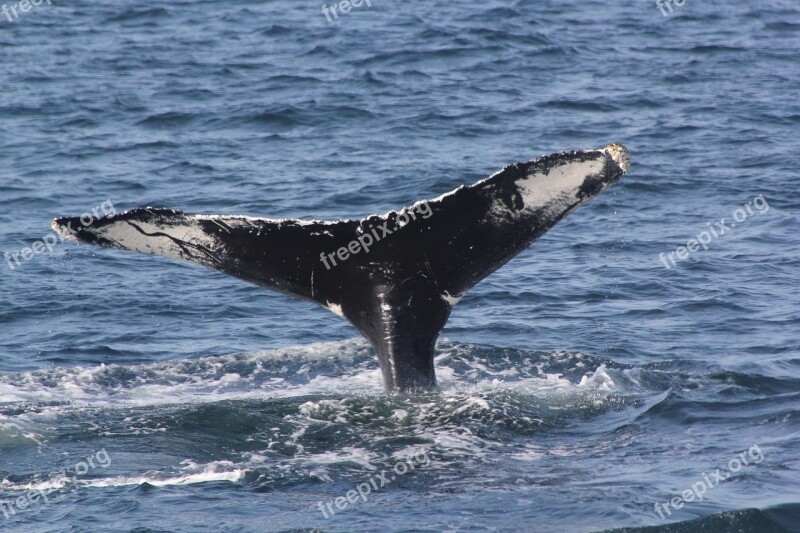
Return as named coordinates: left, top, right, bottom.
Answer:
left=1, top=0, right=799, bottom=531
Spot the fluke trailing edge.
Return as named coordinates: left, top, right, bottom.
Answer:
left=53, top=144, right=631, bottom=393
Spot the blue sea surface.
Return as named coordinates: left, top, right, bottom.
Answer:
left=1, top=1, right=799, bottom=531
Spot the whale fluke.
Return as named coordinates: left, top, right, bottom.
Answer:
left=53, top=144, right=630, bottom=392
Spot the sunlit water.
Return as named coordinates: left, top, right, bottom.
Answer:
left=1, top=1, right=799, bottom=531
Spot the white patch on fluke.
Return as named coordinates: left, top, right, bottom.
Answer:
left=516, top=158, right=605, bottom=212
left=603, top=143, right=631, bottom=173
left=109, top=220, right=216, bottom=259
left=53, top=214, right=225, bottom=265
left=326, top=302, right=344, bottom=317
left=441, top=292, right=462, bottom=306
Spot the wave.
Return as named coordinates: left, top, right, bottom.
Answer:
left=1, top=339, right=794, bottom=528
left=0, top=340, right=639, bottom=413
left=102, top=7, right=170, bottom=24
left=0, top=460, right=245, bottom=495
left=601, top=505, right=800, bottom=532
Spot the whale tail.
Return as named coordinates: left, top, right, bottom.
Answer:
left=53, top=144, right=630, bottom=392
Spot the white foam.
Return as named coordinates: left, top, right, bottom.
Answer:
left=291, top=445, right=377, bottom=470
left=84, top=469, right=245, bottom=488
left=0, top=339, right=382, bottom=411
left=0, top=341, right=624, bottom=429
left=0, top=462, right=246, bottom=492
left=578, top=364, right=616, bottom=390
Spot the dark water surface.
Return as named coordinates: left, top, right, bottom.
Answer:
left=1, top=1, right=799, bottom=531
